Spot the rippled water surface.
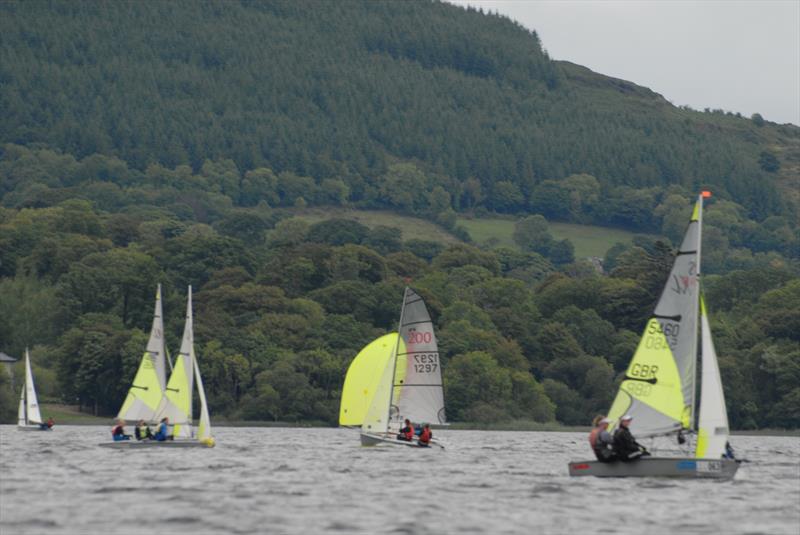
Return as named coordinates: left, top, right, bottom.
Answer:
left=1, top=426, right=798, bottom=534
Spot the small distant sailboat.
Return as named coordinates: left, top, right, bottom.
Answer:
left=18, top=349, right=51, bottom=431
left=568, top=192, right=739, bottom=479
left=101, top=286, right=215, bottom=448
left=340, top=287, right=446, bottom=448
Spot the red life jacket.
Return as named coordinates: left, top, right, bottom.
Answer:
left=420, top=428, right=432, bottom=443
left=402, top=427, right=414, bottom=441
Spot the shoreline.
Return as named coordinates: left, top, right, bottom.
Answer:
left=11, top=406, right=800, bottom=437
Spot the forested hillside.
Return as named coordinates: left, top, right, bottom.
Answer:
left=0, top=1, right=797, bottom=428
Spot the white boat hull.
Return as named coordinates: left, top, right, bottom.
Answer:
left=568, top=457, right=739, bottom=479
left=360, top=432, right=443, bottom=449
left=98, top=439, right=214, bottom=449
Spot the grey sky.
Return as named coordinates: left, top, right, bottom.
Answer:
left=449, top=0, right=800, bottom=125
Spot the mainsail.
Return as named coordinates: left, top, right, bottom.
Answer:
left=357, top=287, right=446, bottom=438
left=18, top=349, right=43, bottom=426
left=391, top=287, right=446, bottom=426
left=695, top=296, right=730, bottom=458
left=154, top=286, right=195, bottom=438
left=607, top=196, right=704, bottom=437
left=339, top=333, right=400, bottom=426
left=117, top=284, right=168, bottom=422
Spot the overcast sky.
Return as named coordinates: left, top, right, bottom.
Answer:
left=448, top=0, right=800, bottom=125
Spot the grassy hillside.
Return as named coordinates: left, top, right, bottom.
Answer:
left=290, top=208, right=461, bottom=245
left=458, top=217, right=646, bottom=258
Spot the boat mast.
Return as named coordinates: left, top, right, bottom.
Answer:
left=385, top=287, right=409, bottom=431
left=690, top=192, right=708, bottom=431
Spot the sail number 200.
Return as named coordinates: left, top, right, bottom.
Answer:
left=413, top=353, right=438, bottom=373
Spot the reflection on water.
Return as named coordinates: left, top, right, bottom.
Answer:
left=1, top=426, right=798, bottom=534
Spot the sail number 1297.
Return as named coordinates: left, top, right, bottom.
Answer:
left=413, top=353, right=438, bottom=373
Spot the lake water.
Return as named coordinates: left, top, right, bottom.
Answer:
left=1, top=426, right=798, bottom=534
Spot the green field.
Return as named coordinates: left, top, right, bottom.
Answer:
left=288, top=208, right=461, bottom=244
left=39, top=404, right=111, bottom=425
left=457, top=217, right=647, bottom=258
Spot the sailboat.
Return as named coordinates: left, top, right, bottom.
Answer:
left=568, top=192, right=739, bottom=478
left=340, top=287, right=446, bottom=448
left=18, top=349, right=51, bottom=431
left=101, top=286, right=215, bottom=448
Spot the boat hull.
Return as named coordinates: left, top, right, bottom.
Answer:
left=568, top=457, right=739, bottom=479
left=98, top=440, right=214, bottom=449
left=360, top=432, right=443, bottom=449
left=18, top=425, right=53, bottom=432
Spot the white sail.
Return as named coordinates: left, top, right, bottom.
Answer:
left=17, top=377, right=25, bottom=426
left=391, top=287, right=446, bottom=426
left=21, top=349, right=43, bottom=425
left=695, top=297, right=730, bottom=458
left=154, top=286, right=195, bottom=439
left=117, top=284, right=167, bottom=422
left=194, top=350, right=213, bottom=445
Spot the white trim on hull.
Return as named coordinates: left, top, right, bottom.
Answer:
left=18, top=425, right=52, bottom=432
left=98, top=440, right=213, bottom=449
left=360, top=432, right=444, bottom=449
left=568, top=457, right=739, bottom=479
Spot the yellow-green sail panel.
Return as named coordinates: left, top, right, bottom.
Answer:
left=118, top=352, right=164, bottom=422
left=607, top=318, right=689, bottom=436
left=339, top=333, right=399, bottom=426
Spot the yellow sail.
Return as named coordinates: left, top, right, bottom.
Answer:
left=163, top=354, right=192, bottom=438
left=339, top=333, right=400, bottom=426
left=118, top=352, right=164, bottom=421
left=607, top=318, right=690, bottom=435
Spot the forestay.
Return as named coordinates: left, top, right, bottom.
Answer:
left=117, top=284, right=168, bottom=423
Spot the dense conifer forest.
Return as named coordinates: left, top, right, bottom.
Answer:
left=0, top=1, right=797, bottom=428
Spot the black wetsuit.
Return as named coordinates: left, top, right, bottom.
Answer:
left=613, top=426, right=647, bottom=461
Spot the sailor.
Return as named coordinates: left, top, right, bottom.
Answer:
left=135, top=419, right=153, bottom=440
left=397, top=419, right=414, bottom=441
left=154, top=417, right=173, bottom=441
left=589, top=416, right=615, bottom=462
left=418, top=423, right=432, bottom=447
left=612, top=415, right=649, bottom=461
left=111, top=419, right=131, bottom=441
left=723, top=441, right=736, bottom=460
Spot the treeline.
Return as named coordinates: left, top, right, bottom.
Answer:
left=2, top=145, right=797, bottom=276
left=1, top=0, right=797, bottom=225
left=0, top=163, right=797, bottom=428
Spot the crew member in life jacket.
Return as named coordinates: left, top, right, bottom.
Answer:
left=111, top=419, right=131, bottom=441
left=397, top=419, right=414, bottom=441
left=612, top=415, right=649, bottom=461
left=418, top=423, right=432, bottom=447
left=154, top=417, right=173, bottom=441
left=135, top=419, right=153, bottom=441
left=588, top=415, right=615, bottom=462
left=39, top=416, right=54, bottom=430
